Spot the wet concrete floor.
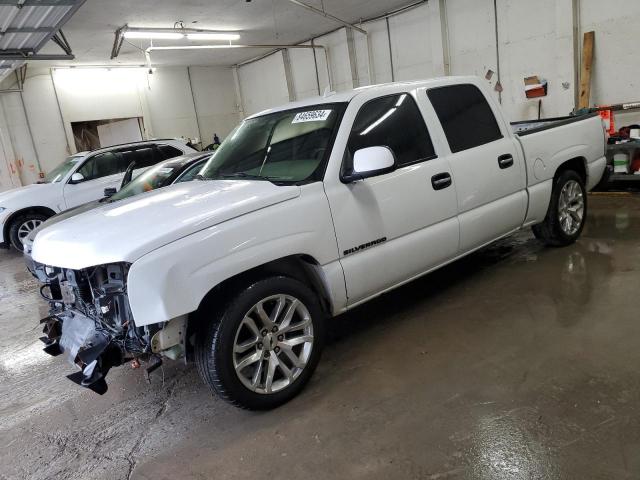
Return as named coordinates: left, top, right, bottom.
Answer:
left=1, top=194, right=639, bottom=479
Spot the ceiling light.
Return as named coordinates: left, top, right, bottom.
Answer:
left=148, top=45, right=244, bottom=51
left=187, top=32, right=240, bottom=41
left=123, top=31, right=184, bottom=40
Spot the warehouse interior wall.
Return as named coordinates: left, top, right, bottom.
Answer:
left=0, top=65, right=240, bottom=188
left=1, top=0, right=640, bottom=191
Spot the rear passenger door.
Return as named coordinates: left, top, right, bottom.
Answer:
left=325, top=93, right=459, bottom=305
left=426, top=83, right=527, bottom=251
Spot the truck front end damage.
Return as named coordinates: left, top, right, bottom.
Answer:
left=31, top=261, right=179, bottom=394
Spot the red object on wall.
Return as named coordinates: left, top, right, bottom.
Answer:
left=598, top=109, right=616, bottom=135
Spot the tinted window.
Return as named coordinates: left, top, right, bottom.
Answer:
left=76, top=152, right=123, bottom=181
left=132, top=147, right=158, bottom=168
left=427, top=84, right=503, bottom=153
left=343, top=93, right=435, bottom=174
left=158, top=145, right=183, bottom=159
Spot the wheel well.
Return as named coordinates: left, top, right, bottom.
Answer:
left=3, top=206, right=56, bottom=240
left=185, top=255, right=333, bottom=361
left=555, top=157, right=587, bottom=184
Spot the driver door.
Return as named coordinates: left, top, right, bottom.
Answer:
left=63, top=151, right=126, bottom=209
left=324, top=93, right=459, bottom=305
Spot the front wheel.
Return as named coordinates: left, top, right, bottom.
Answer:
left=9, top=213, right=48, bottom=251
left=532, top=170, right=587, bottom=246
left=196, top=276, right=325, bottom=410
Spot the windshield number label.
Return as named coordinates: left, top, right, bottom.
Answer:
left=292, top=110, right=332, bottom=123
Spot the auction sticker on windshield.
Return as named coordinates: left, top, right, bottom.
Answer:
left=292, top=110, right=332, bottom=123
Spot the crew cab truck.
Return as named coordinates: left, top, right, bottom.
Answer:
left=29, top=76, right=606, bottom=409
left=0, top=139, right=194, bottom=251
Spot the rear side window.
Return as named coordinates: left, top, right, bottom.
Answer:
left=343, top=93, right=436, bottom=173
left=132, top=147, right=157, bottom=168
left=158, top=145, right=183, bottom=159
left=427, top=84, right=503, bottom=153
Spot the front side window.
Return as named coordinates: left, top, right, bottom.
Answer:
left=76, top=152, right=123, bottom=181
left=427, top=84, right=503, bottom=153
left=343, top=93, right=436, bottom=175
left=199, top=103, right=346, bottom=183
left=44, top=155, right=84, bottom=183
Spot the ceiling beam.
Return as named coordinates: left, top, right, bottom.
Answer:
left=0, top=27, right=55, bottom=34
left=0, top=53, right=74, bottom=60
left=33, top=0, right=86, bottom=52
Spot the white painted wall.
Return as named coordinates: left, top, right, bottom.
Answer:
left=237, top=52, right=290, bottom=116
left=189, top=66, right=240, bottom=144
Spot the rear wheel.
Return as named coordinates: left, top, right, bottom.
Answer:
left=532, top=170, right=586, bottom=246
left=9, top=213, right=48, bottom=251
left=196, top=276, right=325, bottom=410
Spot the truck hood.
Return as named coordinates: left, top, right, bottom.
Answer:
left=31, top=180, right=301, bottom=269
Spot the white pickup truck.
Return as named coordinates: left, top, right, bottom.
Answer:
left=29, top=76, right=606, bottom=409
left=0, top=139, right=194, bottom=250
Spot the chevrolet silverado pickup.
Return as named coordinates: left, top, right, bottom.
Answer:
left=28, top=76, right=606, bottom=409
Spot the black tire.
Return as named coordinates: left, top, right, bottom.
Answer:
left=532, top=170, right=587, bottom=247
left=196, top=276, right=325, bottom=410
left=8, top=213, right=48, bottom=251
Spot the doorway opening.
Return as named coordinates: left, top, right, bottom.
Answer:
left=71, top=117, right=145, bottom=152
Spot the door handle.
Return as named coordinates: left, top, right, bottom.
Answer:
left=431, top=172, right=452, bottom=190
left=498, top=154, right=514, bottom=169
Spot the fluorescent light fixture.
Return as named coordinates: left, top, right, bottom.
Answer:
left=187, top=32, right=240, bottom=41
left=148, top=45, right=244, bottom=51
left=124, top=31, right=183, bottom=40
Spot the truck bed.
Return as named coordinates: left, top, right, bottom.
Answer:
left=511, top=112, right=600, bottom=136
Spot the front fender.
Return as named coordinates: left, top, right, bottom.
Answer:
left=127, top=184, right=342, bottom=327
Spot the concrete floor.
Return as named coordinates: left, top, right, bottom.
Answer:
left=1, top=194, right=639, bottom=480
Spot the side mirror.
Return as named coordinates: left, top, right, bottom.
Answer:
left=70, top=172, right=85, bottom=184
left=342, top=146, right=396, bottom=183
left=104, top=187, right=117, bottom=197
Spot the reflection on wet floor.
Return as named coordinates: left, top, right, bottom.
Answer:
left=1, top=195, right=640, bottom=479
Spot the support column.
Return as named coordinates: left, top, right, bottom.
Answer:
left=429, top=0, right=450, bottom=76
left=345, top=27, right=360, bottom=88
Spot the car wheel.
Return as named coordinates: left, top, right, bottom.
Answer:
left=532, top=170, right=587, bottom=247
left=196, top=276, right=325, bottom=410
left=9, top=213, right=48, bottom=251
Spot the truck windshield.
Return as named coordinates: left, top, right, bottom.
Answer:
left=199, top=103, right=346, bottom=183
left=44, top=155, right=84, bottom=183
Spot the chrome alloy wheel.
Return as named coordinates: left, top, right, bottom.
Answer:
left=17, top=219, right=43, bottom=242
left=233, top=294, right=314, bottom=394
left=558, top=179, right=584, bottom=236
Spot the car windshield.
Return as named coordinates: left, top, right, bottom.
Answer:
left=109, top=162, right=180, bottom=201
left=199, top=103, right=346, bottom=183
left=44, top=155, right=84, bottom=183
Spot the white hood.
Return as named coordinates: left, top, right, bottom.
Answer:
left=31, top=180, right=301, bottom=269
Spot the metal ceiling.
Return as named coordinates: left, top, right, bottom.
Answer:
left=0, top=0, right=86, bottom=79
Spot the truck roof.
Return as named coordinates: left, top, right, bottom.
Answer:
left=246, top=75, right=483, bottom=119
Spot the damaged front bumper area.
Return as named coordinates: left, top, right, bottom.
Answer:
left=33, top=261, right=164, bottom=394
